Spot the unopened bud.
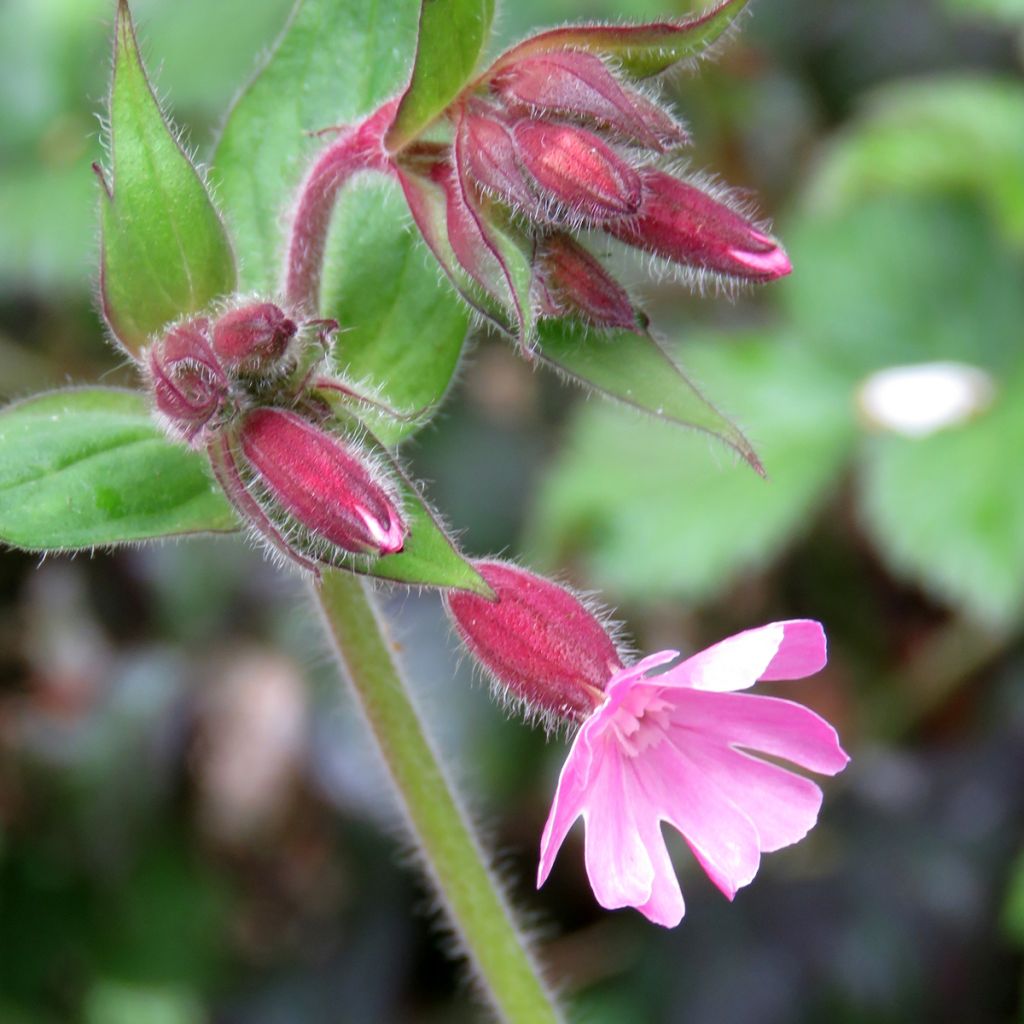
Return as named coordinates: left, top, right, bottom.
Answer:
left=445, top=561, right=624, bottom=720
left=148, top=318, right=227, bottom=442
left=607, top=170, right=792, bottom=281
left=213, top=302, right=297, bottom=373
left=535, top=234, right=642, bottom=332
left=512, top=120, right=642, bottom=221
left=460, top=107, right=542, bottom=215
left=492, top=51, right=687, bottom=151
left=238, top=408, right=406, bottom=557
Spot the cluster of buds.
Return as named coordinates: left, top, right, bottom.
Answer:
left=144, top=301, right=407, bottom=573
left=391, top=28, right=791, bottom=349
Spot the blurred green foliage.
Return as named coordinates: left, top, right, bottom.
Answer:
left=1, top=1, right=1023, bottom=1023
left=531, top=76, right=1024, bottom=627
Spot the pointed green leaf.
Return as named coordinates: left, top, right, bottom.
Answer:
left=321, top=178, right=469, bottom=446
left=386, top=0, right=497, bottom=151
left=0, top=388, right=236, bottom=551
left=859, top=372, right=1024, bottom=626
left=213, top=0, right=420, bottom=293
left=99, top=0, right=236, bottom=354
left=366, top=461, right=492, bottom=595
left=490, top=0, right=751, bottom=81
left=536, top=319, right=762, bottom=471
left=528, top=336, right=857, bottom=601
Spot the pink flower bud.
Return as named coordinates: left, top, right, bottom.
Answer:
left=606, top=170, right=792, bottom=281
left=492, top=51, right=687, bottom=151
left=238, top=408, right=406, bottom=557
left=445, top=561, right=624, bottom=720
left=147, top=318, right=228, bottom=443
left=212, top=302, right=297, bottom=373
left=459, top=107, right=542, bottom=215
left=535, top=234, right=642, bottom=332
left=512, top=120, right=643, bottom=222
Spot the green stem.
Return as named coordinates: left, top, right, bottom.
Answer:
left=314, top=569, right=563, bottom=1024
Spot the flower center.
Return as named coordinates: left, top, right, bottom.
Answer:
left=609, top=690, right=672, bottom=758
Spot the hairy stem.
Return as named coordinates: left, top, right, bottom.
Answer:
left=284, top=100, right=398, bottom=313
left=314, top=570, right=562, bottom=1023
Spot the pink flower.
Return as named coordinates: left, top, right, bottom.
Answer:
left=538, top=620, right=849, bottom=927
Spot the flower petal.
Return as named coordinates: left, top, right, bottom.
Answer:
left=657, top=620, right=825, bottom=692
left=670, top=689, right=850, bottom=775
left=659, top=622, right=785, bottom=692
left=677, top=733, right=826, bottom=853
left=641, top=739, right=762, bottom=898
left=582, top=746, right=656, bottom=910
left=634, top=814, right=686, bottom=927
left=759, top=620, right=828, bottom=681
left=538, top=729, right=590, bottom=887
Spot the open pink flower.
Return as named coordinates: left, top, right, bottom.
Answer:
left=538, top=620, right=849, bottom=927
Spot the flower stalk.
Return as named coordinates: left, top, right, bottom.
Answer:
left=284, top=99, right=398, bottom=313
left=314, top=569, right=562, bottom=1024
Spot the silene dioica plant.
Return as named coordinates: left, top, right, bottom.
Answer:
left=0, top=0, right=849, bottom=1018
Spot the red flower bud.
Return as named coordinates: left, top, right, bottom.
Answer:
left=238, top=408, right=406, bottom=557
left=606, top=170, right=792, bottom=281
left=213, top=302, right=297, bottom=373
left=147, top=318, right=228, bottom=443
left=445, top=561, right=624, bottom=720
left=535, top=234, right=642, bottom=332
left=460, top=107, right=541, bottom=215
left=512, top=120, right=643, bottom=222
left=492, top=51, right=687, bottom=151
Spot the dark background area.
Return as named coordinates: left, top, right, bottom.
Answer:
left=1, top=0, right=1023, bottom=1021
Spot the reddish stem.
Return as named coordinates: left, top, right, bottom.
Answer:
left=284, top=100, right=399, bottom=314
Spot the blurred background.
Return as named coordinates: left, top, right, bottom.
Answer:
left=2, top=0, right=1024, bottom=1020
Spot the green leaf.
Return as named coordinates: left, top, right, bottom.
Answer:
left=536, top=319, right=762, bottom=471
left=386, top=0, right=497, bottom=151
left=806, top=77, right=1024, bottom=244
left=490, top=0, right=751, bottom=80
left=214, top=0, right=421, bottom=293
left=527, top=335, right=857, bottom=601
left=0, top=389, right=236, bottom=551
left=366, top=461, right=492, bottom=595
left=99, top=0, right=236, bottom=354
left=859, top=372, right=1024, bottom=626
left=780, top=194, right=1024, bottom=379
left=320, top=178, right=469, bottom=445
